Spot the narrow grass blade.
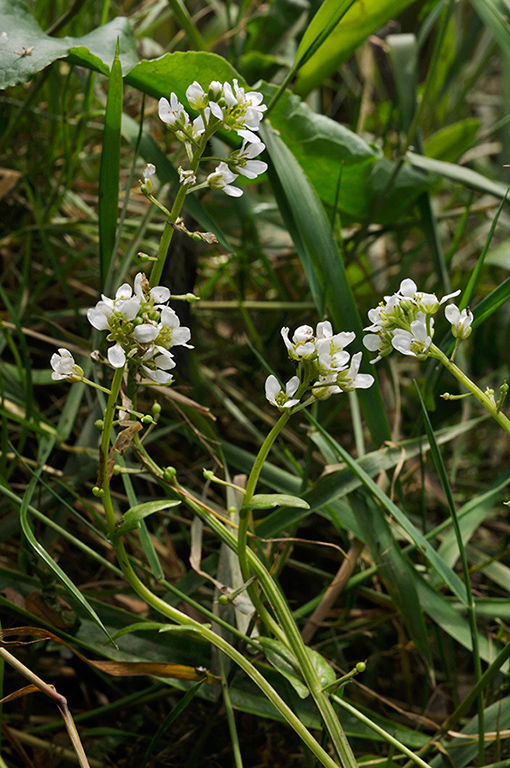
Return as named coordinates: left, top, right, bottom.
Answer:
left=16, top=481, right=111, bottom=638
left=461, top=189, right=509, bottom=310
left=304, top=412, right=467, bottom=603
left=387, top=34, right=418, bottom=134
left=262, top=125, right=390, bottom=447
left=294, top=0, right=417, bottom=97
left=99, top=40, right=123, bottom=287
left=415, top=384, right=484, bottom=760
left=293, top=0, right=357, bottom=72
left=406, top=152, right=510, bottom=199
left=469, top=0, right=510, bottom=53
left=356, top=491, right=433, bottom=673
left=141, top=681, right=206, bottom=768
left=257, top=417, right=483, bottom=537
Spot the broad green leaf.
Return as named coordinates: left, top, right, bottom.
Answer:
left=124, top=51, right=240, bottom=100
left=0, top=0, right=138, bottom=89
left=114, top=499, right=181, bottom=541
left=241, top=493, right=310, bottom=513
left=259, top=637, right=336, bottom=699
left=262, top=124, right=391, bottom=447
left=108, top=622, right=203, bottom=642
left=294, top=0, right=418, bottom=96
left=263, top=86, right=430, bottom=224
left=259, top=637, right=310, bottom=698
left=99, top=43, right=123, bottom=288
left=424, top=119, right=480, bottom=163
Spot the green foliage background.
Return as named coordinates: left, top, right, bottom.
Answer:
left=1, top=0, right=510, bottom=766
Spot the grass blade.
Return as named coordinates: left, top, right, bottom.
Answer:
left=99, top=40, right=123, bottom=287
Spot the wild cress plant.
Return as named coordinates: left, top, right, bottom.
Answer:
left=49, top=79, right=509, bottom=768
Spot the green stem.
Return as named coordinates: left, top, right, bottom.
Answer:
left=98, top=371, right=340, bottom=767
left=430, top=343, right=510, bottom=436
left=111, top=532, right=340, bottom=768
left=234, top=397, right=357, bottom=767
left=99, top=366, right=125, bottom=508
left=188, top=485, right=357, bottom=768
left=332, top=696, right=432, bottom=768
left=150, top=134, right=209, bottom=288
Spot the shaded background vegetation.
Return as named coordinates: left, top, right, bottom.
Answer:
left=1, top=0, right=510, bottom=766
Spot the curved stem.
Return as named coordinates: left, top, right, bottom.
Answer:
left=185, top=483, right=357, bottom=768
left=236, top=411, right=291, bottom=640
left=111, top=531, right=340, bottom=768
left=430, top=343, right=510, bottom=436
left=98, top=372, right=340, bottom=767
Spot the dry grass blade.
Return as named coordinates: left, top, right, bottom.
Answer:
left=0, top=627, right=221, bottom=684
left=0, top=647, right=91, bottom=768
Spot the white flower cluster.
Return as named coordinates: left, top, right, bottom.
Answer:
left=159, top=79, right=268, bottom=197
left=86, top=272, right=192, bottom=383
left=363, top=278, right=472, bottom=363
left=50, top=348, right=84, bottom=382
left=265, top=321, right=374, bottom=410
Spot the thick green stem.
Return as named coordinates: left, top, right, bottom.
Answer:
left=150, top=134, right=209, bottom=288
left=430, top=343, right=510, bottom=436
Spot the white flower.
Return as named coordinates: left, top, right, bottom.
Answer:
left=315, top=320, right=356, bottom=360
left=186, top=81, right=208, bottom=110
left=133, top=272, right=170, bottom=305
left=133, top=323, right=159, bottom=344
left=445, top=304, right=473, bottom=340
left=50, top=349, right=83, bottom=382
left=178, top=166, right=196, bottom=186
left=265, top=375, right=300, bottom=409
left=143, top=164, right=156, bottom=183
left=312, top=375, right=342, bottom=401
left=156, top=306, right=193, bottom=348
left=396, top=278, right=460, bottom=314
left=313, top=352, right=374, bottom=399
left=392, top=318, right=433, bottom=358
left=226, top=79, right=266, bottom=132
left=317, top=349, right=350, bottom=376
left=159, top=93, right=190, bottom=130
left=336, top=352, right=374, bottom=391
left=87, top=283, right=141, bottom=331
left=141, top=345, right=176, bottom=384
left=108, top=342, right=126, bottom=368
left=229, top=140, right=267, bottom=179
left=207, top=162, right=242, bottom=197
left=281, top=325, right=316, bottom=360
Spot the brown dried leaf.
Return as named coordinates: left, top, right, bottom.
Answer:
left=0, top=627, right=220, bottom=684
